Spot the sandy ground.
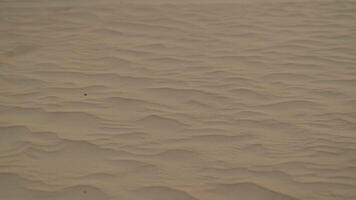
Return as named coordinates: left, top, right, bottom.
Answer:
left=1, top=0, right=356, bottom=199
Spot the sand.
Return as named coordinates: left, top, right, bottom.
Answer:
left=0, top=0, right=356, bottom=199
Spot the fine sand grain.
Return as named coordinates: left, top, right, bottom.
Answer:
left=1, top=0, right=356, bottom=199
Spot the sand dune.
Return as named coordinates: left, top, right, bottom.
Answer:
left=1, top=0, right=356, bottom=199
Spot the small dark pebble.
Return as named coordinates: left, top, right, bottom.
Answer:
left=84, top=93, right=87, bottom=96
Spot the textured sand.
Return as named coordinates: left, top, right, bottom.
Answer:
left=1, top=0, right=356, bottom=199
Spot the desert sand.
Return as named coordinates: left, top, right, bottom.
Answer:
left=1, top=0, right=356, bottom=199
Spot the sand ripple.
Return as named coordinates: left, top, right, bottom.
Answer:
left=1, top=0, right=356, bottom=199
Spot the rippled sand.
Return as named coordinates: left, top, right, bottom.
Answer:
left=1, top=0, right=356, bottom=199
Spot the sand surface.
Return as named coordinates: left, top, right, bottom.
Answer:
left=1, top=0, right=356, bottom=199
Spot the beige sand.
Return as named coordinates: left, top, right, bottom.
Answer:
left=1, top=0, right=356, bottom=199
